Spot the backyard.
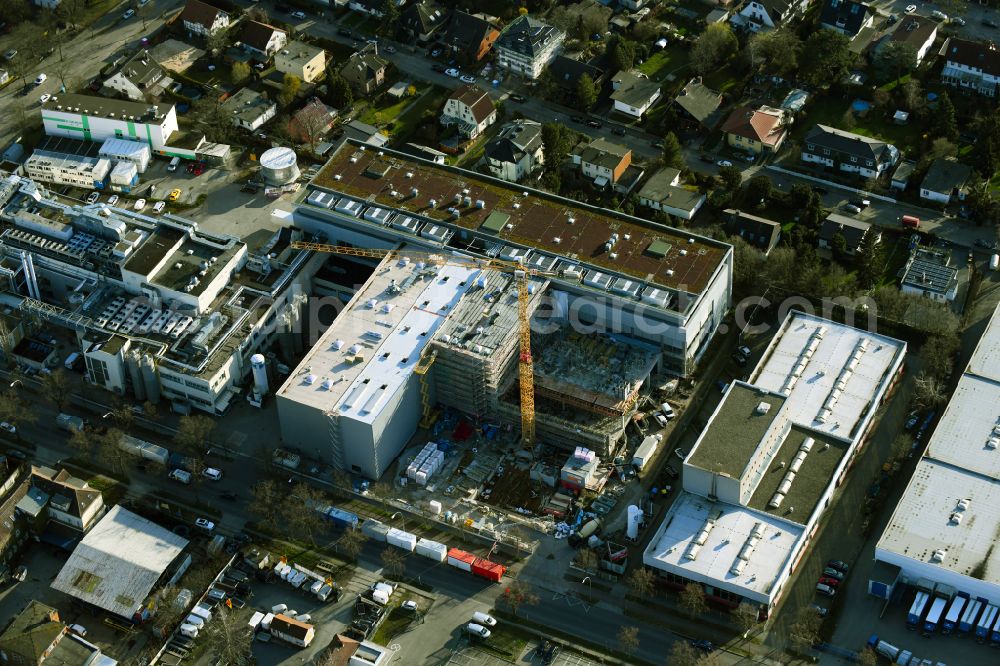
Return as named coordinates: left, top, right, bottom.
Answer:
left=636, top=44, right=691, bottom=84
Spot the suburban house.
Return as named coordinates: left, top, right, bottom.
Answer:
left=440, top=84, right=496, bottom=139
left=674, top=78, right=724, bottom=129
left=270, top=614, right=316, bottom=647
left=222, top=88, right=277, bottom=131
left=23, top=466, right=106, bottom=541
left=101, top=50, right=164, bottom=101
left=818, top=213, right=877, bottom=255
left=288, top=97, right=338, bottom=144
left=637, top=167, right=706, bottom=220
left=720, top=105, right=787, bottom=154
left=400, top=1, right=448, bottom=43
left=179, top=0, right=230, bottom=37
left=340, top=50, right=389, bottom=96
left=342, top=120, right=389, bottom=147
left=818, top=0, right=874, bottom=40
left=484, top=119, right=544, bottom=182
left=726, top=209, right=782, bottom=254
left=610, top=71, right=662, bottom=118
left=884, top=15, right=939, bottom=65
left=324, top=634, right=392, bottom=666
left=801, top=124, right=900, bottom=178
left=940, top=38, right=1000, bottom=97
left=496, top=15, right=565, bottom=79
left=900, top=248, right=959, bottom=302
left=275, top=41, right=326, bottom=84
left=238, top=21, right=288, bottom=60
left=729, top=0, right=810, bottom=33
left=442, top=11, right=500, bottom=65
left=920, top=158, right=972, bottom=204
left=348, top=0, right=406, bottom=17
left=891, top=160, right=916, bottom=191
left=0, top=600, right=117, bottom=666
left=573, top=138, right=634, bottom=189
left=547, top=55, right=605, bottom=97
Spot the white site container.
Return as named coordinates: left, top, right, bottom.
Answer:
left=415, top=538, right=447, bottom=562
left=386, top=528, right=417, bottom=552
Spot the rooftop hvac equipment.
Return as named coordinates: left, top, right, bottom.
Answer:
left=930, top=549, right=947, bottom=563
left=755, top=402, right=771, bottom=415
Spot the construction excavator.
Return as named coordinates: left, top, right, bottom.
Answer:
left=290, top=241, right=557, bottom=447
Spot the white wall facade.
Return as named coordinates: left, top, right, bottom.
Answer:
left=43, top=107, right=178, bottom=150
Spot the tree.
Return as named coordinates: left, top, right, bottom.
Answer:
left=788, top=183, right=816, bottom=210
left=830, top=232, right=848, bottom=262
left=249, top=480, right=282, bottom=524
left=668, top=640, right=703, bottom=666
left=576, top=73, right=598, bottom=111
left=381, top=546, right=406, bottom=578
left=607, top=35, right=637, bottom=72
left=718, top=165, right=743, bottom=193
left=326, top=71, right=354, bottom=110
left=231, top=61, right=251, bottom=85
left=279, top=73, right=301, bottom=108
left=246, top=5, right=270, bottom=23
left=661, top=131, right=684, bottom=170
left=39, top=368, right=73, bottom=412
left=501, top=579, right=539, bottom=617
left=891, top=434, right=913, bottom=464
left=679, top=582, right=708, bottom=619
left=789, top=606, right=823, bottom=651
left=745, top=175, right=774, bottom=208
left=626, top=567, right=655, bottom=599
left=67, top=426, right=95, bottom=457
left=193, top=98, right=237, bottom=144
left=801, top=30, right=853, bottom=87
left=541, top=122, right=572, bottom=172
left=877, top=41, right=917, bottom=87
left=931, top=91, right=959, bottom=141
left=295, top=103, right=333, bottom=152
left=748, top=28, right=801, bottom=77
left=338, top=527, right=368, bottom=561
left=857, top=647, right=878, bottom=666
left=0, top=388, right=37, bottom=435
left=690, top=23, right=737, bottom=75
left=734, top=602, right=760, bottom=636
left=921, top=332, right=960, bottom=381
left=855, top=229, right=884, bottom=289
left=174, top=414, right=215, bottom=455
left=913, top=372, right=947, bottom=410
left=203, top=606, right=254, bottom=664
left=377, top=0, right=400, bottom=36
left=98, top=428, right=132, bottom=479
left=899, top=78, right=924, bottom=112
left=143, top=400, right=159, bottom=420
left=288, top=482, right=328, bottom=545
left=617, top=626, right=640, bottom=657
left=206, top=27, right=230, bottom=56
left=150, top=586, right=188, bottom=638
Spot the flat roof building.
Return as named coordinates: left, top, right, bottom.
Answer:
left=875, top=303, right=1000, bottom=603
left=644, top=311, right=906, bottom=613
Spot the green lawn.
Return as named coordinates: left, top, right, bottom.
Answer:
left=794, top=97, right=925, bottom=154
left=359, top=94, right=416, bottom=128
left=636, top=45, right=691, bottom=83
left=371, top=606, right=413, bottom=645
left=702, top=65, right=744, bottom=94
left=391, top=86, right=447, bottom=140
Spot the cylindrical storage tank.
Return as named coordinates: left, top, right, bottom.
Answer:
left=250, top=353, right=268, bottom=396
left=126, top=351, right=146, bottom=402
left=141, top=354, right=160, bottom=403
left=626, top=505, right=643, bottom=540
left=260, top=146, right=300, bottom=185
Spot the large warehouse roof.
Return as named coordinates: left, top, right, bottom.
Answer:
left=877, top=304, right=1000, bottom=585
left=51, top=505, right=188, bottom=618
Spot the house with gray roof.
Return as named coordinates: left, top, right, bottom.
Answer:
left=547, top=55, right=605, bottom=96
left=101, top=50, right=165, bottom=101
left=920, top=158, right=971, bottom=205
left=801, top=124, right=899, bottom=179
left=400, top=0, right=448, bottom=43
left=610, top=71, right=662, bottom=118
left=485, top=120, right=543, bottom=182
left=222, top=88, right=277, bottom=132
left=674, top=78, right=723, bottom=129
left=730, top=0, right=810, bottom=33
left=726, top=209, right=781, bottom=254
left=638, top=168, right=706, bottom=220
left=900, top=248, right=959, bottom=302
left=818, top=213, right=877, bottom=256
left=496, top=15, right=564, bottom=79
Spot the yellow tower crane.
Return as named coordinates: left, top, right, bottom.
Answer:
left=291, top=241, right=553, bottom=447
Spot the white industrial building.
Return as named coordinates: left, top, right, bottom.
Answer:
left=276, top=252, right=482, bottom=479
left=644, top=312, right=906, bottom=616
left=41, top=94, right=178, bottom=152
left=99, top=138, right=152, bottom=173
left=874, top=303, right=1000, bottom=604
left=24, top=151, right=111, bottom=189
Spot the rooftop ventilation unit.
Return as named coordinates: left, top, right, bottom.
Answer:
left=949, top=512, right=963, bottom=525
left=930, top=549, right=947, bottom=563
left=956, top=498, right=971, bottom=511
left=755, top=402, right=771, bottom=415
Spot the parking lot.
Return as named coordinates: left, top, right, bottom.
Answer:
left=446, top=640, right=606, bottom=666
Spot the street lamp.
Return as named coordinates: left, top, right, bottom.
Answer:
left=391, top=511, right=406, bottom=531
left=9, top=380, right=21, bottom=389
left=581, top=576, right=593, bottom=604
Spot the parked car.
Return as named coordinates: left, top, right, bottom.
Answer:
left=818, top=576, right=841, bottom=588
left=984, top=18, right=1000, bottom=29
left=737, top=345, right=752, bottom=359
left=930, top=10, right=948, bottom=21
left=822, top=567, right=845, bottom=581
left=664, top=464, right=679, bottom=479
left=68, top=624, right=87, bottom=636
left=107, top=195, right=119, bottom=206
left=472, top=611, right=497, bottom=627
left=612, top=127, right=627, bottom=136
left=509, top=93, right=526, bottom=103
left=905, top=412, right=919, bottom=429
left=850, top=197, right=871, bottom=208
left=153, top=201, right=166, bottom=213
left=460, top=74, right=476, bottom=84
left=951, top=16, right=966, bottom=26
left=86, top=191, right=100, bottom=204
left=716, top=159, right=733, bottom=167
left=690, top=640, right=714, bottom=653
left=12, top=565, right=26, bottom=581
left=34, top=73, right=46, bottom=86
left=570, top=115, right=585, bottom=123
left=195, top=518, right=215, bottom=532
left=168, top=188, right=182, bottom=201
left=586, top=119, right=602, bottom=128
left=203, top=467, right=223, bottom=480
left=844, top=203, right=862, bottom=214
left=291, top=10, right=306, bottom=19
left=465, top=623, right=491, bottom=639
left=886, top=13, right=898, bottom=26
left=3, top=49, right=15, bottom=61
left=430, top=48, right=442, bottom=57
left=674, top=447, right=689, bottom=460
left=444, top=68, right=460, bottom=78
left=905, top=4, right=917, bottom=13
left=810, top=604, right=829, bottom=617
left=827, top=560, right=850, bottom=573
left=123, top=9, right=135, bottom=20
left=134, top=198, right=146, bottom=210
left=0, top=422, right=15, bottom=433
left=401, top=600, right=418, bottom=612
left=219, top=490, right=238, bottom=500
left=652, top=140, right=665, bottom=149
left=816, top=583, right=836, bottom=597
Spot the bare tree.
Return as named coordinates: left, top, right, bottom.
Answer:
left=67, top=426, right=95, bottom=457
left=0, top=387, right=37, bottom=435
left=680, top=582, right=709, bottom=619
left=667, top=640, right=702, bottom=666
left=626, top=567, right=656, bottom=599
left=617, top=626, right=640, bottom=657
left=288, top=481, right=328, bottom=545
left=174, top=414, right=216, bottom=455
left=381, top=546, right=406, bottom=578
left=332, top=469, right=352, bottom=493
left=249, top=480, right=282, bottom=524
left=733, top=602, right=760, bottom=636
left=370, top=481, right=393, bottom=512
left=40, top=369, right=73, bottom=412
left=150, top=586, right=187, bottom=639
left=501, top=579, right=539, bottom=617
left=789, top=606, right=823, bottom=652
left=203, top=606, right=253, bottom=664
left=856, top=647, right=877, bottom=666
left=337, top=527, right=368, bottom=561
left=99, top=428, right=132, bottom=479
left=913, top=372, right=948, bottom=410
left=293, top=103, right=333, bottom=152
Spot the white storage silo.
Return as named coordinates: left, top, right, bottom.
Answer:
left=260, top=146, right=300, bottom=185
left=251, top=353, right=269, bottom=396
left=626, top=505, right=643, bottom=541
